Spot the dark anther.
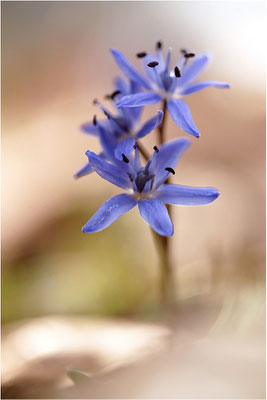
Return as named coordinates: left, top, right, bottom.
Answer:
left=153, top=145, right=159, bottom=153
left=165, top=167, right=175, bottom=175
left=103, top=111, right=110, bottom=119
left=122, top=153, right=129, bottom=163
left=93, top=115, right=97, bottom=125
left=134, top=142, right=138, bottom=149
left=174, top=66, right=181, bottom=78
left=147, top=61, right=159, bottom=68
left=127, top=173, right=133, bottom=182
left=105, top=90, right=121, bottom=100
left=184, top=52, right=195, bottom=58
left=180, top=48, right=187, bottom=55
left=137, top=52, right=147, bottom=58
left=110, top=90, right=121, bottom=100
left=156, top=41, right=162, bottom=50
left=93, top=98, right=98, bottom=105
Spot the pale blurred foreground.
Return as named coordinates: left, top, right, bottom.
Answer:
left=2, top=288, right=265, bottom=399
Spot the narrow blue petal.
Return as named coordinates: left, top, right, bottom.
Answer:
left=127, top=104, right=143, bottom=122
left=74, top=162, right=93, bottom=179
left=80, top=121, right=106, bottom=136
left=167, top=99, right=200, bottom=138
left=74, top=152, right=106, bottom=179
left=110, top=49, right=151, bottom=89
left=138, top=198, right=173, bottom=237
left=178, top=54, right=210, bottom=85
left=97, top=124, right=117, bottom=162
left=114, top=137, right=135, bottom=160
left=137, top=110, right=164, bottom=139
left=142, top=54, right=164, bottom=87
left=117, top=92, right=162, bottom=108
left=151, top=138, right=191, bottom=188
left=154, top=184, right=220, bottom=205
left=180, top=80, right=231, bottom=95
left=83, top=194, right=137, bottom=233
left=86, top=151, right=130, bottom=189
left=121, top=80, right=144, bottom=122
left=114, top=76, right=129, bottom=95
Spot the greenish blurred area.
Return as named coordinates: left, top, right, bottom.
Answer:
left=2, top=199, right=161, bottom=323
left=2, top=197, right=265, bottom=326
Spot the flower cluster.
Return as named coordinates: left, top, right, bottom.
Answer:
left=76, top=42, right=230, bottom=236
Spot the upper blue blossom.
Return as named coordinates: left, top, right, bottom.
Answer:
left=75, top=77, right=163, bottom=178
left=110, top=43, right=231, bottom=138
left=82, top=138, right=220, bottom=237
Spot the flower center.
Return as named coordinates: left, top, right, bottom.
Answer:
left=135, top=168, right=154, bottom=193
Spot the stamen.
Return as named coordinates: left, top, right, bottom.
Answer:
left=110, top=90, right=121, bottom=100
left=93, top=115, right=97, bottom=126
left=184, top=52, right=195, bottom=58
left=147, top=61, right=159, bottom=68
left=134, top=142, right=138, bottom=149
left=105, top=90, right=121, bottom=100
left=180, top=48, right=187, bottom=55
left=93, top=98, right=98, bottom=105
left=174, top=66, right=181, bottom=78
left=156, top=41, right=162, bottom=50
left=153, top=145, right=159, bottom=153
left=103, top=110, right=110, bottom=119
left=165, top=167, right=175, bottom=175
left=136, top=52, right=147, bottom=58
left=122, top=153, right=129, bottom=163
left=127, top=172, right=133, bottom=182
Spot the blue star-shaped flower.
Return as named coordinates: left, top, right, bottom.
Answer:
left=111, top=43, right=230, bottom=138
left=82, top=138, right=219, bottom=237
left=75, top=77, right=163, bottom=178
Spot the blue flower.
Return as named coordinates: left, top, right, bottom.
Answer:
left=82, top=138, right=220, bottom=237
left=110, top=43, right=231, bottom=138
left=74, top=77, right=163, bottom=178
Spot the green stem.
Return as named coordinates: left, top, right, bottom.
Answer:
left=157, top=100, right=167, bottom=146
left=153, top=99, right=174, bottom=306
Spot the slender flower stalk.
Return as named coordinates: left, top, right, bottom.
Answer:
left=158, top=100, right=167, bottom=146
left=155, top=99, right=173, bottom=305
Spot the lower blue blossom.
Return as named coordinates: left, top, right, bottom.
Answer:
left=82, top=138, right=220, bottom=237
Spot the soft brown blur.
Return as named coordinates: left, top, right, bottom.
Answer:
left=2, top=1, right=265, bottom=399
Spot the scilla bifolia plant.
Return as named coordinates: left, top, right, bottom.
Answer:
left=75, top=42, right=230, bottom=305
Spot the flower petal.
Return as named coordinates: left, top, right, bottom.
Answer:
left=97, top=124, right=117, bottom=162
left=138, top=198, right=173, bottom=237
left=86, top=151, right=130, bottom=189
left=154, top=184, right=220, bottom=205
left=167, top=99, right=200, bottom=138
left=83, top=194, right=137, bottom=233
left=142, top=54, right=164, bottom=88
left=137, top=110, right=164, bottom=139
left=114, top=137, right=136, bottom=160
left=117, top=92, right=162, bottom=108
left=80, top=121, right=104, bottom=136
left=110, top=49, right=151, bottom=89
left=178, top=54, right=210, bottom=85
left=114, top=76, right=129, bottom=94
left=151, top=138, right=191, bottom=188
left=180, top=80, right=231, bottom=96
left=74, top=162, right=93, bottom=179
left=74, top=152, right=106, bottom=179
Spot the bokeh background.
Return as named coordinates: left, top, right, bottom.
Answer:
left=2, top=1, right=265, bottom=398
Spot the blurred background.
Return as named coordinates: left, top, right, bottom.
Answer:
left=2, top=1, right=265, bottom=398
